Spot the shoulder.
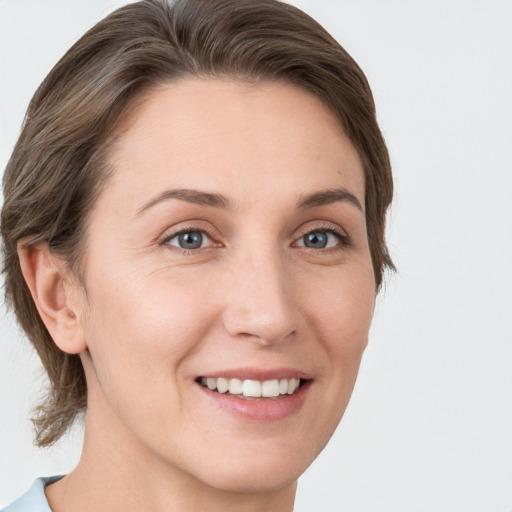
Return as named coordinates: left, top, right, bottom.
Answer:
left=2, top=477, right=63, bottom=512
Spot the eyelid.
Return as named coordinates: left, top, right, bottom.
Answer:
left=166, top=230, right=213, bottom=249
left=293, top=222, right=351, bottom=248
left=158, top=220, right=350, bottom=252
left=160, top=224, right=220, bottom=250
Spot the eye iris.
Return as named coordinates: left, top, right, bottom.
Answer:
left=304, top=231, right=328, bottom=249
left=178, top=231, right=203, bottom=249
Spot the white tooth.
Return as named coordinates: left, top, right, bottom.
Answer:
left=242, top=379, right=262, bottom=397
left=262, top=379, right=280, bottom=397
left=294, top=379, right=301, bottom=392
left=217, top=377, right=229, bottom=393
left=206, top=377, right=217, bottom=390
left=229, top=378, right=243, bottom=395
left=279, top=379, right=288, bottom=395
left=287, top=378, right=297, bottom=394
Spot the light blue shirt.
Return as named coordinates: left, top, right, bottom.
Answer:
left=2, top=477, right=63, bottom=512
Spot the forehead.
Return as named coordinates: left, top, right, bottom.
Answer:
left=102, top=78, right=365, bottom=211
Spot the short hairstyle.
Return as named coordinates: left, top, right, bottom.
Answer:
left=1, top=0, right=394, bottom=447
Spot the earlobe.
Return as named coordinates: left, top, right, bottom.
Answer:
left=17, top=239, right=87, bottom=355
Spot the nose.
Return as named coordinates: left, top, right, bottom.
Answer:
left=221, top=249, right=297, bottom=345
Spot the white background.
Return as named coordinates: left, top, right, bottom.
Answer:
left=1, top=1, right=511, bottom=510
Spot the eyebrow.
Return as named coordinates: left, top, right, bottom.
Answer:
left=296, top=187, right=364, bottom=212
left=136, top=188, right=232, bottom=216
left=136, top=186, right=364, bottom=217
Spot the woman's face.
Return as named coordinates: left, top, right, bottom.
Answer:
left=74, top=79, right=375, bottom=492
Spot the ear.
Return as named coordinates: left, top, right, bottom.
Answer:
left=18, top=239, right=87, bottom=354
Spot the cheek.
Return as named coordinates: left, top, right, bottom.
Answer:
left=302, top=261, right=374, bottom=435
left=295, top=266, right=374, bottom=466
left=81, top=265, right=218, bottom=394
left=305, top=263, right=375, bottom=356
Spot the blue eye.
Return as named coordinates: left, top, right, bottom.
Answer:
left=166, top=230, right=212, bottom=250
left=296, top=230, right=341, bottom=249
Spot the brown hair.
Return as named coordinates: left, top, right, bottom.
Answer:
left=1, top=0, right=394, bottom=447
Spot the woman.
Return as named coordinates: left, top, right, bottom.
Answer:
left=1, top=0, right=393, bottom=510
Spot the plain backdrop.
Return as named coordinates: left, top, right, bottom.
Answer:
left=1, top=1, right=511, bottom=511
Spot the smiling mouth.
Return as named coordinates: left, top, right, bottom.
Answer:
left=197, top=377, right=305, bottom=399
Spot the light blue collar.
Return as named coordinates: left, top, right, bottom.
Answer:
left=3, top=476, right=64, bottom=512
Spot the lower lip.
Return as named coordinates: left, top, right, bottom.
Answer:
left=197, top=380, right=312, bottom=421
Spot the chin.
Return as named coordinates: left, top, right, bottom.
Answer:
left=177, top=435, right=321, bottom=495
left=196, top=459, right=302, bottom=495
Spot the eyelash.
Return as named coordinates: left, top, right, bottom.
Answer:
left=160, top=225, right=218, bottom=254
left=295, top=224, right=351, bottom=250
left=160, top=223, right=351, bottom=253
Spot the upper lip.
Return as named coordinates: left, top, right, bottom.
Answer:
left=199, top=367, right=312, bottom=381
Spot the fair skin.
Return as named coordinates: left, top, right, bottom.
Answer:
left=20, top=79, right=375, bottom=512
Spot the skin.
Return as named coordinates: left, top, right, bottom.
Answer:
left=21, top=79, right=375, bottom=512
